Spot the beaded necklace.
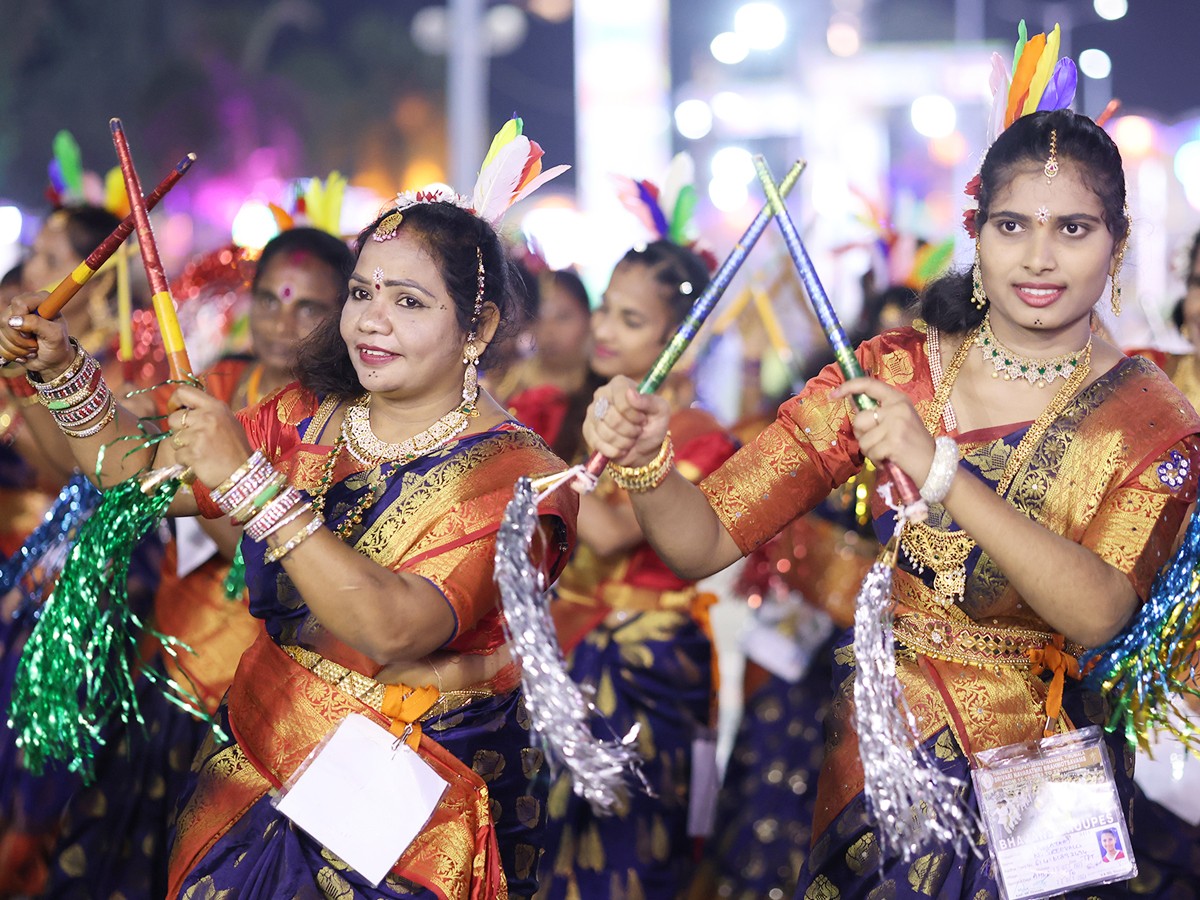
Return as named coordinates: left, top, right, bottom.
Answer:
left=976, top=311, right=1090, bottom=388
left=900, top=324, right=1092, bottom=607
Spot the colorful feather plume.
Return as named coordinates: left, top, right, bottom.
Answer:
left=303, top=171, right=347, bottom=237
left=998, top=21, right=1075, bottom=132
left=614, top=152, right=701, bottom=247
left=471, top=117, right=570, bottom=226
left=52, top=130, right=85, bottom=202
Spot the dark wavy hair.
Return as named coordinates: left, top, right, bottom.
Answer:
left=921, top=109, right=1129, bottom=334
left=293, top=202, right=523, bottom=399
left=252, top=227, right=354, bottom=294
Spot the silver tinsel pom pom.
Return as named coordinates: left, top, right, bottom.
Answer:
left=853, top=548, right=981, bottom=862
left=495, top=476, right=642, bottom=815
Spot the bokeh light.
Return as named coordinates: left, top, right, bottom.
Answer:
left=910, top=95, right=957, bottom=139
left=675, top=99, right=714, bottom=140
left=710, top=32, right=749, bottom=65
left=1094, top=0, right=1128, bottom=21
left=1079, top=49, right=1112, bottom=80
left=0, top=207, right=22, bottom=245
left=734, top=2, right=786, bottom=51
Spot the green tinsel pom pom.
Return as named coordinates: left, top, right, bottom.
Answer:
left=10, top=474, right=181, bottom=781
left=223, top=543, right=246, bottom=601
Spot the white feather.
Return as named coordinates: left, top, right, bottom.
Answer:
left=472, top=136, right=531, bottom=225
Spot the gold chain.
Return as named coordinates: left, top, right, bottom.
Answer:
left=902, top=326, right=1093, bottom=606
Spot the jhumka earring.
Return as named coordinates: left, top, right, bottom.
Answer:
left=971, top=245, right=988, bottom=310
left=1111, top=240, right=1126, bottom=317
left=462, top=247, right=486, bottom=413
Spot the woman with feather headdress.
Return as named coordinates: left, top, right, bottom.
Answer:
left=579, top=29, right=1200, bottom=900
left=0, top=119, right=578, bottom=899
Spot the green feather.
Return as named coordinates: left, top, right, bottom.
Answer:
left=914, top=238, right=956, bottom=286
left=1012, top=19, right=1028, bottom=80
left=668, top=185, right=698, bottom=246
left=480, top=117, right=523, bottom=174
left=53, top=130, right=85, bottom=201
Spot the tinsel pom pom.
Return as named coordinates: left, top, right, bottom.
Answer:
left=853, top=549, right=981, bottom=862
left=495, top=477, right=643, bottom=815
left=0, top=472, right=100, bottom=598
left=8, top=473, right=208, bottom=780
left=223, top=543, right=246, bottom=601
left=1083, top=506, right=1200, bottom=751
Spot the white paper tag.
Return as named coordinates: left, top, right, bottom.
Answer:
left=273, top=713, right=449, bottom=886
left=174, top=516, right=219, bottom=578
left=687, top=734, right=720, bottom=837
left=972, top=726, right=1135, bottom=900
left=740, top=599, right=833, bottom=683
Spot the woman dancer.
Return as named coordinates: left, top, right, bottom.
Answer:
left=582, top=108, right=1199, bottom=897
left=1, top=190, right=577, bottom=897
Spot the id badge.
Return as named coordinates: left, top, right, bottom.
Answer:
left=972, top=725, right=1135, bottom=900
left=273, top=713, right=448, bottom=886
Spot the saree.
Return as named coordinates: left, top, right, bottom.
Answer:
left=168, top=385, right=576, bottom=900
left=701, top=326, right=1200, bottom=899
left=533, top=406, right=739, bottom=900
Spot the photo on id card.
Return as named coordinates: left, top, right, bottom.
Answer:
left=972, top=726, right=1135, bottom=900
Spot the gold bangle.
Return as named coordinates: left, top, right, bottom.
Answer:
left=27, top=338, right=86, bottom=390
left=228, top=470, right=288, bottom=524
left=608, top=434, right=675, bottom=493
left=264, top=513, right=325, bottom=564
left=59, top=396, right=117, bottom=438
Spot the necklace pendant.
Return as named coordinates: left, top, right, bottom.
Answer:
left=932, top=566, right=966, bottom=606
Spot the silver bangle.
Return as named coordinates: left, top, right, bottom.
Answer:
left=919, top=436, right=959, bottom=504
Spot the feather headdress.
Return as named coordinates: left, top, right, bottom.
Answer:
left=614, top=153, right=716, bottom=271
left=378, top=117, right=568, bottom=231
left=986, top=20, right=1077, bottom=145
left=268, top=171, right=348, bottom=237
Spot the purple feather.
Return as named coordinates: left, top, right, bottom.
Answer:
left=1037, top=58, right=1077, bottom=112
left=48, top=160, right=66, bottom=194
left=636, top=181, right=670, bottom=239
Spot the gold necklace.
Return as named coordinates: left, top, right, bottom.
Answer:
left=901, top=326, right=1092, bottom=607
left=976, top=312, right=1090, bottom=388
left=341, top=394, right=472, bottom=467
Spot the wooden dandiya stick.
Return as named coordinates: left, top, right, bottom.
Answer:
left=2, top=153, right=197, bottom=360
left=752, top=155, right=924, bottom=514
left=577, top=160, right=807, bottom=483
left=110, top=119, right=193, bottom=382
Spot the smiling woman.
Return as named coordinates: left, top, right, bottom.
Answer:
left=0, top=125, right=577, bottom=898
left=578, top=106, right=1200, bottom=899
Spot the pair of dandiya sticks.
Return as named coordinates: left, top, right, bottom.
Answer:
left=4, top=123, right=196, bottom=386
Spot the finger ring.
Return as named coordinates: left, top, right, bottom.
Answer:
left=594, top=396, right=610, bottom=422
left=180, top=409, right=190, bottom=429
left=872, top=410, right=881, bottom=425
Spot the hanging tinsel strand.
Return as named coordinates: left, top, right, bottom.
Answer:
left=494, top=477, right=644, bottom=814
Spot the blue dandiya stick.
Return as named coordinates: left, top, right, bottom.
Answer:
left=752, top=156, right=923, bottom=511
left=581, top=159, right=806, bottom=479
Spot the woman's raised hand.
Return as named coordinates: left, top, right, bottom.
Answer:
left=165, top=383, right=256, bottom=490
left=582, top=375, right=672, bottom=467
left=1, top=293, right=74, bottom=376
left=832, top=376, right=937, bottom=487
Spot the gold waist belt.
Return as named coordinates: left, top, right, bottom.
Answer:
left=282, top=645, right=492, bottom=719
left=597, top=583, right=697, bottom=613
left=892, top=615, right=1080, bottom=670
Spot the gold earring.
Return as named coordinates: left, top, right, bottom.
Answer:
left=1111, top=241, right=1125, bottom=317
left=462, top=337, right=480, bottom=413
left=971, top=246, right=988, bottom=311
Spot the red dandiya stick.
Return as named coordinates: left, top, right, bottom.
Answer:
left=2, top=153, right=197, bottom=360
left=110, top=119, right=193, bottom=382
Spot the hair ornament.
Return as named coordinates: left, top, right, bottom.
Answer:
left=267, top=171, right=348, bottom=239
left=964, top=21, right=1078, bottom=236
left=614, top=152, right=718, bottom=273
left=373, top=117, right=569, bottom=240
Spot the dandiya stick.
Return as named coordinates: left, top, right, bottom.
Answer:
left=110, top=119, right=193, bottom=382
left=577, top=159, right=807, bottom=483
left=2, top=153, right=197, bottom=360
left=752, top=155, right=924, bottom=515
